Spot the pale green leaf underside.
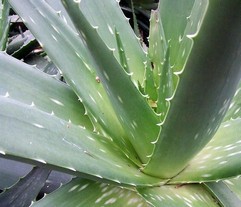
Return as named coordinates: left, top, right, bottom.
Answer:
left=0, top=52, right=93, bottom=130
left=33, top=178, right=149, bottom=207
left=0, top=96, right=164, bottom=186
left=137, top=184, right=219, bottom=207
left=62, top=0, right=160, bottom=164
left=144, top=0, right=241, bottom=178
left=170, top=118, right=241, bottom=183
left=78, top=0, right=146, bottom=86
left=9, top=0, right=140, bottom=165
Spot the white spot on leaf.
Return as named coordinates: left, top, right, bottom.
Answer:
left=33, top=123, right=45, bottom=128
left=50, top=98, right=64, bottom=106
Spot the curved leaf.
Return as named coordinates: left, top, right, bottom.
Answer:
left=9, top=0, right=140, bottom=165
left=137, top=184, right=219, bottom=207
left=223, top=81, right=241, bottom=122
left=170, top=118, right=241, bottom=183
left=204, top=182, right=241, bottom=207
left=0, top=52, right=92, bottom=129
left=0, top=97, right=164, bottom=187
left=33, top=178, right=149, bottom=207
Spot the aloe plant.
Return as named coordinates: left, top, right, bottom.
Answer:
left=1, top=0, right=241, bottom=206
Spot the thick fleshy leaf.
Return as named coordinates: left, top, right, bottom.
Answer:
left=0, top=158, right=71, bottom=194
left=24, top=53, right=60, bottom=76
left=170, top=118, right=241, bottom=183
left=62, top=0, right=160, bottom=164
left=0, top=158, right=32, bottom=190
left=224, top=176, right=241, bottom=200
left=158, top=0, right=195, bottom=68
left=9, top=0, right=140, bottom=165
left=0, top=0, right=10, bottom=50
left=0, top=52, right=92, bottom=129
left=223, top=81, right=241, bottom=122
left=204, top=182, right=241, bottom=207
left=78, top=0, right=146, bottom=86
left=148, top=0, right=206, bottom=120
left=33, top=178, right=149, bottom=207
left=145, top=9, right=166, bottom=102
left=137, top=184, right=219, bottom=207
left=144, top=0, right=241, bottom=178
left=0, top=167, right=50, bottom=207
left=7, top=30, right=39, bottom=59
left=0, top=96, right=164, bottom=186
left=144, top=60, right=158, bottom=103
left=148, top=8, right=167, bottom=92
left=115, top=29, right=130, bottom=74
left=156, top=49, right=175, bottom=120
left=45, top=0, right=76, bottom=30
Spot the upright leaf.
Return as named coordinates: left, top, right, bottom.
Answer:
left=77, top=0, right=147, bottom=85
left=0, top=0, right=10, bottom=50
left=9, top=0, right=140, bottom=165
left=158, top=0, right=195, bottom=68
left=148, top=8, right=167, bottom=91
left=144, top=0, right=241, bottom=178
left=62, top=0, right=160, bottom=163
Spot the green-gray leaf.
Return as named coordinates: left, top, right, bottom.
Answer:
left=0, top=0, right=10, bottom=50
left=143, top=0, right=241, bottom=178
left=223, top=81, right=241, bottom=122
left=77, top=0, right=147, bottom=86
left=137, top=184, right=219, bottom=207
left=204, top=181, right=241, bottom=207
left=9, top=0, right=140, bottom=165
left=0, top=96, right=164, bottom=186
left=0, top=52, right=92, bottom=129
left=32, top=178, right=150, bottom=207
left=0, top=167, right=50, bottom=207
left=62, top=0, right=160, bottom=164
left=170, top=118, right=241, bottom=183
